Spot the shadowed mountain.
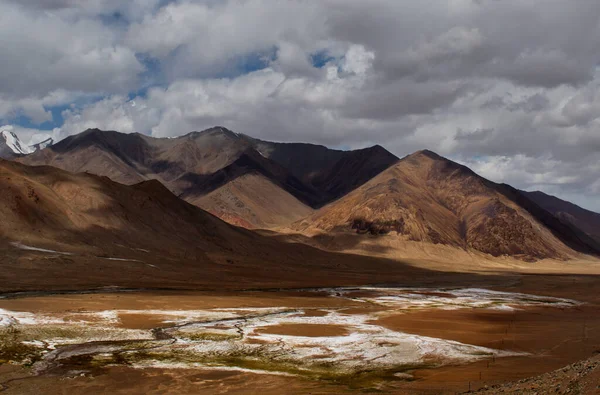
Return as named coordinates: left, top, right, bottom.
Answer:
left=176, top=149, right=322, bottom=207
left=1, top=158, right=484, bottom=293
left=524, top=191, right=600, bottom=244
left=294, top=150, right=600, bottom=261
left=0, top=157, right=237, bottom=255
left=0, top=141, right=17, bottom=159
left=242, top=137, right=399, bottom=203
left=18, top=127, right=398, bottom=228
left=176, top=149, right=317, bottom=228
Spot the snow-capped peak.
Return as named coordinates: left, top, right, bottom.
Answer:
left=1, top=130, right=34, bottom=155
left=30, top=137, right=54, bottom=151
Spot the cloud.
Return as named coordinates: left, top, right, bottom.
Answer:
left=125, top=0, right=329, bottom=80
left=0, top=90, right=93, bottom=124
left=2, top=0, right=600, bottom=211
left=0, top=2, right=144, bottom=102
left=7, top=0, right=162, bottom=21
left=460, top=153, right=600, bottom=212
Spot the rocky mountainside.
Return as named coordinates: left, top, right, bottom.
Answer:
left=11, top=127, right=600, bottom=261
left=524, top=190, right=600, bottom=244
left=18, top=127, right=398, bottom=228
left=294, top=150, right=600, bottom=261
left=243, top=136, right=399, bottom=203
left=0, top=158, right=430, bottom=292
left=0, top=157, right=239, bottom=256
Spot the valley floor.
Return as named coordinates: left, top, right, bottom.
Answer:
left=0, top=273, right=599, bottom=394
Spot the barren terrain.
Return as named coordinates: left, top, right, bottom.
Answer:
left=0, top=273, right=599, bottom=394
left=2, top=142, right=600, bottom=394
left=17, top=128, right=398, bottom=228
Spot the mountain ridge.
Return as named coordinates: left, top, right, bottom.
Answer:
left=18, top=127, right=399, bottom=228
left=0, top=157, right=440, bottom=292
left=294, top=150, right=600, bottom=261
left=9, top=127, right=600, bottom=261
left=524, top=190, right=600, bottom=244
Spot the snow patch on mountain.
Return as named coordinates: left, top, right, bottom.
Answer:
left=0, top=129, right=54, bottom=158
left=30, top=137, right=54, bottom=151
left=1, top=130, right=34, bottom=155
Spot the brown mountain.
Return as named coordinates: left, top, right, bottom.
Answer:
left=0, top=157, right=242, bottom=259
left=0, top=158, right=434, bottom=292
left=180, top=150, right=315, bottom=228
left=524, top=191, right=600, bottom=244
left=18, top=127, right=398, bottom=228
left=193, top=172, right=313, bottom=228
left=294, top=150, right=600, bottom=261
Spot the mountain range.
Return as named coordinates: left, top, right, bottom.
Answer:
left=5, top=126, right=600, bottom=263
left=0, top=158, right=427, bottom=292
left=18, top=127, right=398, bottom=228
left=294, top=150, right=600, bottom=261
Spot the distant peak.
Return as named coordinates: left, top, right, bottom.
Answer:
left=76, top=128, right=115, bottom=140
left=82, top=128, right=107, bottom=134
left=403, top=149, right=447, bottom=163
left=1, top=129, right=34, bottom=155
left=412, top=149, right=443, bottom=159
left=189, top=126, right=243, bottom=140
left=74, top=129, right=147, bottom=141
left=30, top=137, right=54, bottom=151
left=362, top=144, right=387, bottom=152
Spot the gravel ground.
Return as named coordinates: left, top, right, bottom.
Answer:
left=474, top=353, right=600, bottom=394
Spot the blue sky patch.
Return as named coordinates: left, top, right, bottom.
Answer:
left=311, top=50, right=336, bottom=68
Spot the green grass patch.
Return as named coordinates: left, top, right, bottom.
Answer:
left=0, top=327, right=43, bottom=365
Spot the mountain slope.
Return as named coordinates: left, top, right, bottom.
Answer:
left=193, top=172, right=314, bottom=228
left=0, top=158, right=236, bottom=255
left=18, top=127, right=397, bottom=228
left=176, top=149, right=322, bottom=208
left=524, top=191, right=600, bottom=244
left=18, top=128, right=315, bottom=228
left=21, top=129, right=154, bottom=184
left=0, top=158, right=437, bottom=292
left=242, top=137, right=399, bottom=204
left=294, top=150, right=600, bottom=261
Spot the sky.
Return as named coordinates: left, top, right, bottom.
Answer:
left=1, top=0, right=599, bottom=211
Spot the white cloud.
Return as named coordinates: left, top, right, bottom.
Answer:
left=125, top=0, right=329, bottom=79
left=460, top=153, right=600, bottom=211
left=2, top=0, right=600, bottom=211
left=0, top=2, right=144, bottom=100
